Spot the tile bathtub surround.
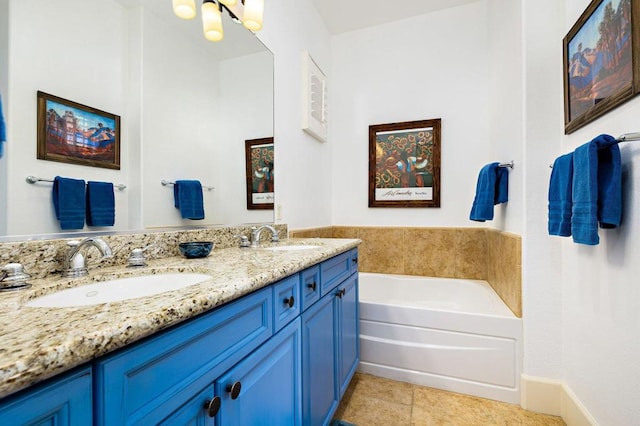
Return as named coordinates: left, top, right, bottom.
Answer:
left=291, top=226, right=522, bottom=317
left=0, top=224, right=287, bottom=280
left=0, top=237, right=358, bottom=398
left=333, top=373, right=565, bottom=426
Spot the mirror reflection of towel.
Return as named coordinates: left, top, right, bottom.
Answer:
left=0, top=93, right=6, bottom=158
left=86, top=181, right=115, bottom=226
left=174, top=180, right=205, bottom=220
left=52, top=176, right=86, bottom=230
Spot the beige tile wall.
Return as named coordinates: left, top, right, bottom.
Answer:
left=290, top=226, right=522, bottom=317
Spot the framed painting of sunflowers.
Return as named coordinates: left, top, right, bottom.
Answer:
left=368, top=118, right=441, bottom=208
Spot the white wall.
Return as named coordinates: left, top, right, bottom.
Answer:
left=487, top=0, right=524, bottom=234
left=520, top=0, right=566, bottom=382
left=257, top=0, right=333, bottom=229
left=139, top=7, right=223, bottom=228
left=556, top=0, right=640, bottom=423
left=330, top=2, right=492, bottom=228
left=5, top=0, right=130, bottom=236
left=218, top=51, right=274, bottom=224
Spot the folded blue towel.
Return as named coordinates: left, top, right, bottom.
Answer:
left=548, top=153, right=574, bottom=237
left=174, top=180, right=205, bottom=220
left=52, top=176, right=86, bottom=230
left=571, top=134, right=621, bottom=245
left=0, top=93, right=6, bottom=158
left=469, top=162, right=509, bottom=222
left=86, top=181, right=115, bottom=226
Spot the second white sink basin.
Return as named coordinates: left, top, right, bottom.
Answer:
left=25, top=273, right=212, bottom=308
left=262, top=245, right=320, bottom=252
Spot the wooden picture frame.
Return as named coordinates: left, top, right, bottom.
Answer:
left=369, top=119, right=441, bottom=208
left=245, top=137, right=274, bottom=210
left=37, top=91, right=120, bottom=169
left=563, top=0, right=640, bottom=134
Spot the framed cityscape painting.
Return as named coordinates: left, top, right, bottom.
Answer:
left=368, top=118, right=441, bottom=208
left=563, top=0, right=640, bottom=134
left=245, top=137, right=274, bottom=210
left=37, top=91, right=120, bottom=169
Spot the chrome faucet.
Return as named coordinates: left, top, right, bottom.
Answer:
left=63, top=237, right=113, bottom=278
left=250, top=225, right=280, bottom=247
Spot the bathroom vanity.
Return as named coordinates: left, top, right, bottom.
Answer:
left=0, top=238, right=359, bottom=425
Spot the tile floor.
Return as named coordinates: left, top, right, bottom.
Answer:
left=333, top=373, right=566, bottom=426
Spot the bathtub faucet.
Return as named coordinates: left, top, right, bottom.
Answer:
left=250, top=225, right=280, bottom=247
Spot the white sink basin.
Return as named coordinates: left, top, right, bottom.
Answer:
left=25, top=273, right=212, bottom=308
left=262, top=245, right=321, bottom=252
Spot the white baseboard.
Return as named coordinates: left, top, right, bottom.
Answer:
left=520, top=374, right=598, bottom=425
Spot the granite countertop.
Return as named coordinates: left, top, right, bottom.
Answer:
left=0, top=238, right=360, bottom=399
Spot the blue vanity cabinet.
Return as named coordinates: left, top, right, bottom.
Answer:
left=336, top=273, right=359, bottom=397
left=301, top=287, right=339, bottom=426
left=94, top=286, right=273, bottom=425
left=0, top=247, right=358, bottom=425
left=320, top=251, right=352, bottom=296
left=214, top=318, right=302, bottom=425
left=302, top=248, right=359, bottom=425
left=0, top=366, right=92, bottom=425
left=273, top=274, right=301, bottom=332
left=300, top=265, right=320, bottom=311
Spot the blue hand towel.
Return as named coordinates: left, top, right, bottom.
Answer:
left=469, top=162, right=509, bottom=222
left=52, top=176, right=86, bottom=230
left=548, top=153, right=574, bottom=237
left=571, top=134, right=621, bottom=245
left=86, top=181, right=115, bottom=226
left=0, top=93, right=6, bottom=158
left=174, top=180, right=205, bottom=220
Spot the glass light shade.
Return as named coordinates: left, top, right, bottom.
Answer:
left=172, top=0, right=196, bottom=19
left=243, top=0, right=263, bottom=31
left=218, top=0, right=237, bottom=6
left=202, top=2, right=224, bottom=41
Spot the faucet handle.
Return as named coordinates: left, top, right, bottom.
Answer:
left=235, top=235, right=251, bottom=248
left=0, top=263, right=32, bottom=290
left=128, top=244, right=155, bottom=267
left=270, top=230, right=280, bottom=243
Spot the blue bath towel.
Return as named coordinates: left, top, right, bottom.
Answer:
left=52, top=176, right=86, bottom=230
left=548, top=153, right=574, bottom=237
left=0, top=93, right=6, bottom=158
left=469, top=162, right=509, bottom=222
left=174, top=180, right=205, bottom=220
left=86, top=181, right=115, bottom=226
left=571, top=134, right=622, bottom=245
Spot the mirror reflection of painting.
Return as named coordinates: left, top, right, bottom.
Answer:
left=245, top=137, right=274, bottom=210
left=37, top=91, right=120, bottom=169
left=567, top=0, right=632, bottom=121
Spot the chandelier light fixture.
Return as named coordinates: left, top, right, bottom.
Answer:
left=172, top=0, right=264, bottom=41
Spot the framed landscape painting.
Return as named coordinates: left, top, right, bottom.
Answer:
left=368, top=118, right=441, bottom=208
left=37, top=91, right=120, bottom=169
left=563, top=0, right=640, bottom=134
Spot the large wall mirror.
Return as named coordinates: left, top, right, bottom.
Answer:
left=0, top=0, right=273, bottom=240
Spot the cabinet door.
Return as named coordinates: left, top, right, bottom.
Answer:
left=215, top=318, right=301, bottom=426
left=159, top=386, right=213, bottom=426
left=301, top=291, right=338, bottom=426
left=337, top=274, right=359, bottom=398
left=0, top=366, right=92, bottom=426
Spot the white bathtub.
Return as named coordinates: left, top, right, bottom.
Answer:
left=358, top=272, right=522, bottom=404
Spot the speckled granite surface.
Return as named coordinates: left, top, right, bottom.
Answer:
left=0, top=237, right=360, bottom=399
